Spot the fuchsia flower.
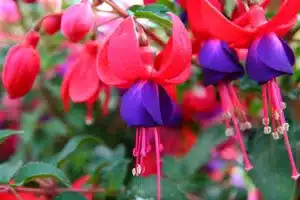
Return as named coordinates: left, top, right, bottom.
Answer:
left=2, top=31, right=40, bottom=99
left=97, top=13, right=191, bottom=200
left=186, top=0, right=300, bottom=179
left=61, top=41, right=110, bottom=124
left=61, top=0, right=94, bottom=42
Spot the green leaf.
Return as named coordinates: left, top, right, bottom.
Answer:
left=51, top=136, right=101, bottom=167
left=55, top=192, right=87, bottom=200
left=0, top=160, right=23, bottom=183
left=127, top=176, right=188, bottom=200
left=21, top=108, right=43, bottom=142
left=224, top=0, right=236, bottom=18
left=163, top=125, right=226, bottom=180
left=13, top=162, right=71, bottom=186
left=129, top=4, right=172, bottom=29
left=0, top=130, right=23, bottom=143
left=248, top=129, right=297, bottom=200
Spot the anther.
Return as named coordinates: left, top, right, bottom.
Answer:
left=132, top=168, right=136, bottom=176
left=225, top=127, right=234, bottom=136
left=136, top=164, right=142, bottom=176
left=277, top=126, right=284, bottom=135
left=282, top=102, right=287, bottom=110
left=283, top=123, right=289, bottom=132
left=272, top=132, right=280, bottom=140
left=264, top=126, right=271, bottom=134
left=244, top=121, right=252, bottom=129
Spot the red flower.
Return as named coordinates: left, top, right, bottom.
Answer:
left=61, top=0, right=94, bottom=42
left=2, top=31, right=40, bottom=99
left=186, top=0, right=300, bottom=47
left=61, top=41, right=110, bottom=124
left=96, top=13, right=192, bottom=88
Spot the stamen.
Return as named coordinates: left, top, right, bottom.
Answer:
left=272, top=132, right=280, bottom=140
left=264, top=126, right=271, bottom=134
left=225, top=127, right=234, bottom=136
left=154, top=128, right=161, bottom=200
left=132, top=168, right=136, bottom=176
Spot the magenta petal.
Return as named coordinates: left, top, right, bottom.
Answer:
left=141, top=81, right=163, bottom=125
left=280, top=38, right=296, bottom=66
left=120, top=82, right=156, bottom=127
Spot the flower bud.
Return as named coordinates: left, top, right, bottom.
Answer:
left=39, top=0, right=62, bottom=13
left=42, top=14, right=62, bottom=35
left=2, top=31, right=40, bottom=99
left=61, top=0, right=94, bottom=42
left=23, top=0, right=37, bottom=3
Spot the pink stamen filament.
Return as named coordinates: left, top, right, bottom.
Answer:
left=154, top=128, right=161, bottom=200
left=268, top=79, right=299, bottom=179
left=217, top=82, right=253, bottom=170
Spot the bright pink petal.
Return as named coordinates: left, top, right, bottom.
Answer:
left=274, top=17, right=297, bottom=37
left=107, top=17, right=148, bottom=81
left=96, top=42, right=131, bottom=88
left=155, top=13, right=191, bottom=83
left=190, top=0, right=254, bottom=46
left=69, top=54, right=100, bottom=103
left=258, top=0, right=300, bottom=34
left=61, top=63, right=76, bottom=111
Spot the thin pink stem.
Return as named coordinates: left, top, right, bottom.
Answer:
left=154, top=128, right=161, bottom=200
left=232, top=117, right=253, bottom=171
left=262, top=84, right=269, bottom=121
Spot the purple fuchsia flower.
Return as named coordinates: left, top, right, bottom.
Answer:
left=245, top=6, right=299, bottom=179
left=198, top=39, right=253, bottom=171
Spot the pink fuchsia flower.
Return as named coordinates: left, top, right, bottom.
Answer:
left=61, top=41, right=110, bottom=124
left=61, top=0, right=94, bottom=42
left=97, top=13, right=191, bottom=200
left=2, top=31, right=40, bottom=99
left=0, top=0, right=20, bottom=23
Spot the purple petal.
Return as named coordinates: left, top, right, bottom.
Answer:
left=257, top=33, right=293, bottom=75
left=158, top=84, right=174, bottom=125
left=167, top=102, right=183, bottom=127
left=280, top=38, right=296, bottom=66
left=141, top=81, right=163, bottom=125
left=202, top=68, right=227, bottom=86
left=199, top=39, right=243, bottom=73
left=120, top=82, right=156, bottom=127
left=246, top=40, right=288, bottom=84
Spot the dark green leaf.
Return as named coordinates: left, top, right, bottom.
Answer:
left=51, top=136, right=101, bottom=167
left=127, top=176, right=188, bottom=200
left=13, top=162, right=71, bottom=186
left=55, top=191, right=87, bottom=200
left=21, top=108, right=43, bottom=142
left=128, top=4, right=172, bottom=29
left=0, top=160, right=23, bottom=183
left=182, top=125, right=227, bottom=176
left=248, top=128, right=297, bottom=200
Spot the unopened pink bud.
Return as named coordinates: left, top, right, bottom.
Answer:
left=2, top=31, right=40, bottom=99
left=42, top=14, right=62, bottom=35
left=61, top=0, right=94, bottom=42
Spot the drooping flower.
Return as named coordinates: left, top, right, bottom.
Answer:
left=61, top=41, right=110, bottom=124
left=97, top=13, right=191, bottom=200
left=61, top=0, right=94, bottom=42
left=187, top=0, right=300, bottom=179
left=198, top=39, right=253, bottom=171
left=2, top=30, right=40, bottom=99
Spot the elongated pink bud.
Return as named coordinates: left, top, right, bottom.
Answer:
left=2, top=31, right=40, bottom=99
left=61, top=0, right=94, bottom=42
